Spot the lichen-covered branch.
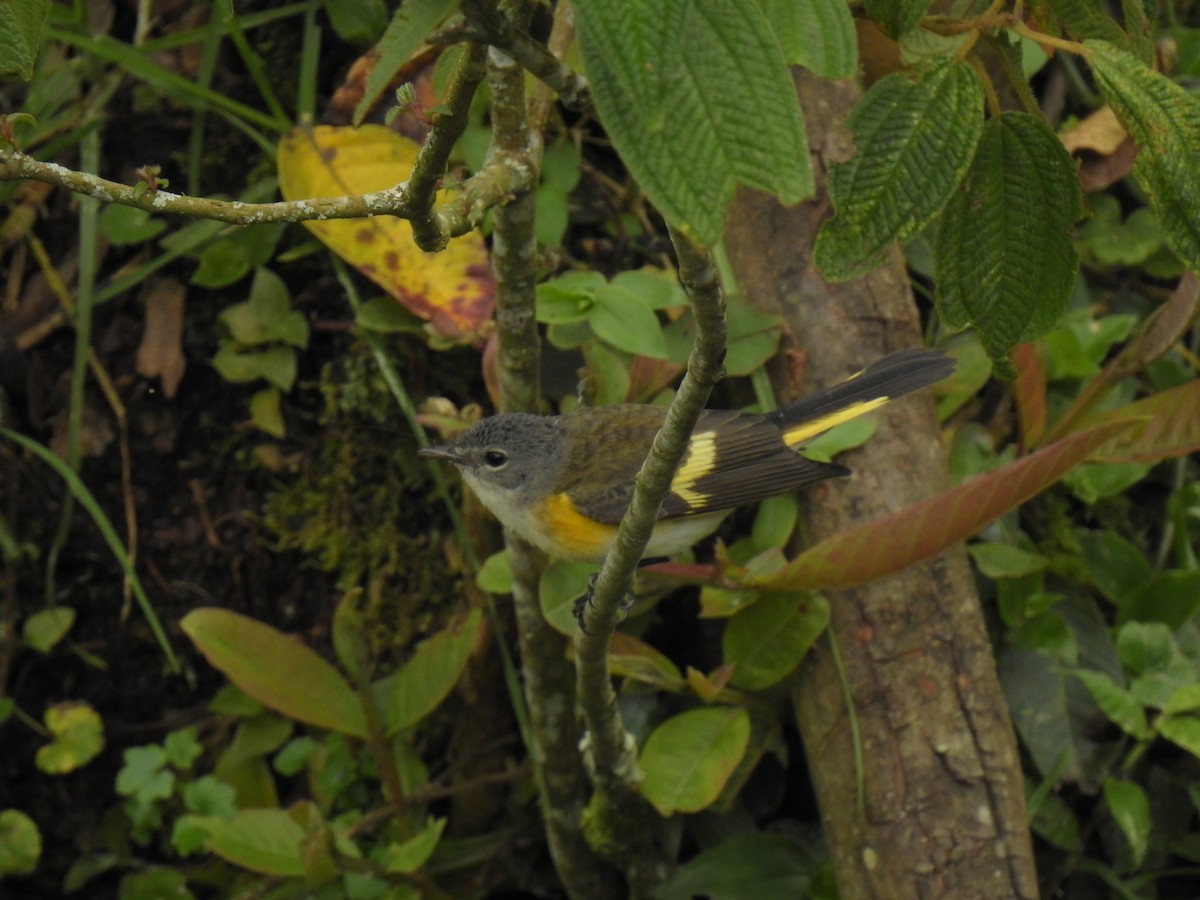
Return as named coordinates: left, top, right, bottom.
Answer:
left=0, top=144, right=533, bottom=242
left=406, top=42, right=488, bottom=251
left=461, top=0, right=590, bottom=111
left=572, top=225, right=727, bottom=896
left=486, top=5, right=621, bottom=897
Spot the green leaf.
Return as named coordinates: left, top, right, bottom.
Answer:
left=800, top=417, right=877, bottom=463
left=22, top=606, right=75, bottom=653
left=1087, top=40, right=1200, bottom=271
left=723, top=593, right=829, bottom=690
left=353, top=0, right=461, bottom=125
left=181, top=608, right=368, bottom=738
left=639, top=706, right=750, bottom=815
left=323, top=0, right=388, bottom=43
left=863, top=0, right=932, bottom=39
left=164, top=727, right=204, bottom=771
left=540, top=561, right=597, bottom=635
left=380, top=818, right=445, bottom=874
left=656, top=832, right=818, bottom=900
left=1046, top=0, right=1132, bottom=49
left=815, top=56, right=984, bottom=281
left=212, top=345, right=297, bottom=391
left=1073, top=670, right=1150, bottom=740
left=0, top=0, right=50, bottom=80
left=575, top=0, right=812, bottom=243
left=968, top=542, right=1049, bottom=579
left=1157, top=715, right=1200, bottom=758
left=201, top=808, right=307, bottom=876
left=0, top=809, right=42, bottom=876
left=1104, top=778, right=1151, bottom=867
left=935, top=113, right=1083, bottom=368
left=181, top=776, right=238, bottom=818
left=116, top=745, right=174, bottom=804
left=1117, top=569, right=1200, bottom=629
left=753, top=0, right=856, bottom=78
left=97, top=204, right=166, bottom=245
left=1077, top=530, right=1152, bottom=605
left=36, top=702, right=104, bottom=774
left=1116, top=621, right=1174, bottom=677
left=999, top=647, right=1082, bottom=780
left=383, top=610, right=482, bottom=734
left=248, top=387, right=286, bottom=438
left=588, top=283, right=668, bottom=359
left=751, top=493, right=798, bottom=551
left=611, top=268, right=688, bottom=310
left=475, top=551, right=513, bottom=594
left=355, top=297, right=425, bottom=334
left=536, top=272, right=603, bottom=324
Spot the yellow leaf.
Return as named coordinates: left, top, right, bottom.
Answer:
left=277, top=125, right=494, bottom=342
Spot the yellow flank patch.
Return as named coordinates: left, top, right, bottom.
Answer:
left=671, top=430, right=718, bottom=509
left=539, top=493, right=618, bottom=559
left=782, top=398, right=888, bottom=447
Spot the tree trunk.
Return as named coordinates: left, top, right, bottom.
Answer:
left=724, top=71, right=1039, bottom=900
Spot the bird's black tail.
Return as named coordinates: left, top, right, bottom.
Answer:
left=767, top=348, right=955, bottom=448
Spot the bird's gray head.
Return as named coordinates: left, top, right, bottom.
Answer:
left=419, top=413, right=566, bottom=497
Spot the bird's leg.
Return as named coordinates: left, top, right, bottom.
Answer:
left=572, top=559, right=667, bottom=631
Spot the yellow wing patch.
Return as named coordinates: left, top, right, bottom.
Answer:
left=780, top=398, right=888, bottom=447
left=538, top=493, right=619, bottom=560
left=671, top=430, right=718, bottom=509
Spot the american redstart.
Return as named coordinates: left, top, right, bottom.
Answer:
left=420, top=348, right=954, bottom=563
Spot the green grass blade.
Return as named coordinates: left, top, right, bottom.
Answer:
left=1, top=428, right=181, bottom=673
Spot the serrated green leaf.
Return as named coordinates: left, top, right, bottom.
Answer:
left=1046, top=0, right=1132, bottom=50
left=575, top=0, right=812, bottom=243
left=1087, top=40, right=1200, bottom=270
left=816, top=57, right=984, bottom=280
left=1104, top=778, right=1151, bottom=867
left=639, top=706, right=750, bottom=815
left=863, top=0, right=933, bottom=39
left=753, top=0, right=856, bottom=77
left=353, top=0, right=461, bottom=126
left=181, top=608, right=368, bottom=738
left=1073, top=670, right=1150, bottom=739
left=724, top=593, right=828, bottom=690
left=935, top=113, right=1082, bottom=367
left=383, top=610, right=482, bottom=734
left=0, top=0, right=50, bottom=80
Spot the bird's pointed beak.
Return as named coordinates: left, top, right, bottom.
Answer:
left=418, top=444, right=463, bottom=464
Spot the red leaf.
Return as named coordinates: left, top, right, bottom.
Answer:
left=759, top=418, right=1140, bottom=592
left=1084, top=380, right=1200, bottom=463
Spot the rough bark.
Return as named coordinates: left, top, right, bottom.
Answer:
left=724, top=71, right=1039, bottom=900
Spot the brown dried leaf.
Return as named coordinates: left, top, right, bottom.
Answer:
left=135, top=278, right=187, bottom=398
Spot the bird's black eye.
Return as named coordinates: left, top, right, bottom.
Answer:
left=483, top=449, right=508, bottom=469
